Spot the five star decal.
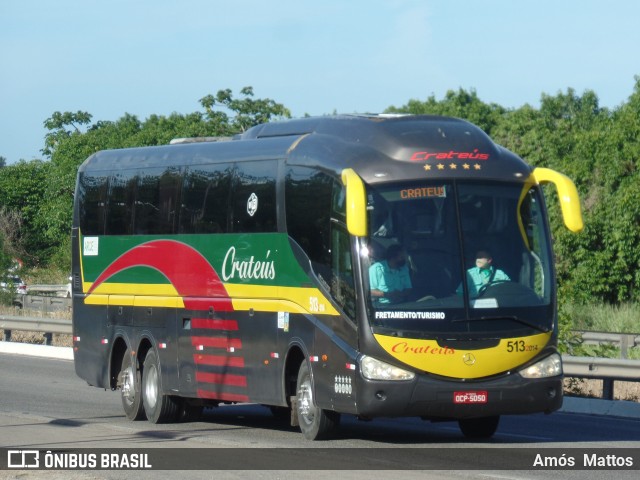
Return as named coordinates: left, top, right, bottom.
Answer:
left=424, top=163, right=482, bottom=171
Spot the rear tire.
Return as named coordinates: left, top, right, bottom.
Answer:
left=295, top=361, right=339, bottom=440
left=142, top=349, right=180, bottom=424
left=120, top=351, right=145, bottom=421
left=458, top=415, right=500, bottom=439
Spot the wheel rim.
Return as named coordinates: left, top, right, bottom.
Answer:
left=297, top=376, right=315, bottom=425
left=145, top=364, right=159, bottom=409
left=122, top=366, right=135, bottom=404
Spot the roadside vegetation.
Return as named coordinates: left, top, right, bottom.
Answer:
left=563, top=302, right=640, bottom=334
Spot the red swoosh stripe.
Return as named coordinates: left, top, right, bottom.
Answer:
left=87, top=240, right=228, bottom=298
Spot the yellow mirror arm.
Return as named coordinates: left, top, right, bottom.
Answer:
left=341, top=168, right=368, bottom=237
left=532, top=167, right=584, bottom=233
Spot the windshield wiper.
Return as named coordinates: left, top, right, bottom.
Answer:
left=453, top=315, right=550, bottom=333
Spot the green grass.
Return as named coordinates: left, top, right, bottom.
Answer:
left=559, top=301, right=640, bottom=359
left=562, top=301, right=640, bottom=334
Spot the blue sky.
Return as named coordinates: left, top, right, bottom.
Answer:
left=1, top=0, right=639, bottom=164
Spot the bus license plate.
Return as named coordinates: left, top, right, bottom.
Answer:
left=453, top=391, right=488, bottom=404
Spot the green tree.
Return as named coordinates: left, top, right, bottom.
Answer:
left=0, top=160, right=51, bottom=265
left=200, top=86, right=291, bottom=133
left=535, top=80, right=640, bottom=305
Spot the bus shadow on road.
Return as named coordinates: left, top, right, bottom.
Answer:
left=186, top=405, right=640, bottom=445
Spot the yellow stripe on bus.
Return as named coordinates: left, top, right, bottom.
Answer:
left=225, top=284, right=339, bottom=316
left=374, top=332, right=553, bottom=379
left=83, top=282, right=339, bottom=315
left=83, top=282, right=179, bottom=296
left=106, top=295, right=134, bottom=306
left=133, top=295, right=184, bottom=308
left=83, top=294, right=185, bottom=308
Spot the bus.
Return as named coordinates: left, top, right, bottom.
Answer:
left=71, top=114, right=582, bottom=440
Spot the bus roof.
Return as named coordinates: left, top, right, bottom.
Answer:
left=245, top=115, right=532, bottom=184
left=79, top=115, right=532, bottom=183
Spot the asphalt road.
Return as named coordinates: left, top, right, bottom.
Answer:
left=0, top=352, right=639, bottom=479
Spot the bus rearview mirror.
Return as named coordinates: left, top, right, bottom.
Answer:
left=341, top=168, right=368, bottom=237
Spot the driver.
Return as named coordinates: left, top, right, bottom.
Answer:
left=369, top=244, right=413, bottom=304
left=456, top=249, right=510, bottom=298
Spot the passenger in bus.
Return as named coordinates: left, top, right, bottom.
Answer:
left=369, top=244, right=413, bottom=304
left=456, top=249, right=510, bottom=298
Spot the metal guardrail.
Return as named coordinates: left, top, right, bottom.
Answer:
left=562, top=354, right=640, bottom=400
left=563, top=330, right=640, bottom=400
left=0, top=315, right=71, bottom=335
left=0, top=314, right=71, bottom=345
left=562, top=355, right=640, bottom=380
left=27, top=284, right=71, bottom=297
left=580, top=331, right=640, bottom=359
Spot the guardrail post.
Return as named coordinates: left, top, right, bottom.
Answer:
left=3, top=329, right=11, bottom=342
left=620, top=335, right=631, bottom=359
left=43, top=332, right=53, bottom=346
left=602, top=379, right=615, bottom=400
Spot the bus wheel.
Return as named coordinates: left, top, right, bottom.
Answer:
left=458, top=416, right=500, bottom=439
left=142, top=349, right=180, bottom=424
left=119, top=351, right=145, bottom=421
left=295, top=361, right=339, bottom=440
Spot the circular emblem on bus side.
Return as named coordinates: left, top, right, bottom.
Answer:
left=462, top=353, right=476, bottom=366
left=247, top=192, right=258, bottom=217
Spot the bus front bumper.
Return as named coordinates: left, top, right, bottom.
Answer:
left=354, top=372, right=563, bottom=419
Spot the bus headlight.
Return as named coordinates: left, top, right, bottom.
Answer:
left=519, top=353, right=562, bottom=379
left=360, top=355, right=415, bottom=381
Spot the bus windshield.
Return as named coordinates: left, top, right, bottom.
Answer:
left=364, top=180, right=554, bottom=337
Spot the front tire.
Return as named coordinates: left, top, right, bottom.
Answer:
left=119, top=350, right=145, bottom=421
left=142, top=349, right=180, bottom=424
left=295, top=361, right=339, bottom=440
left=458, top=415, right=500, bottom=439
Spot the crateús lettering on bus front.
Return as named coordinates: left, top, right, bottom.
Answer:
left=400, top=186, right=446, bottom=199
left=391, top=342, right=455, bottom=355
left=221, top=246, right=276, bottom=281
left=410, top=149, right=490, bottom=161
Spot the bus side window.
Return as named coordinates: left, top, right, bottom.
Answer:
left=330, top=225, right=355, bottom=320
left=158, top=167, right=182, bottom=234
left=106, top=170, right=135, bottom=235
left=180, top=164, right=233, bottom=234
left=133, top=167, right=182, bottom=235
left=285, top=167, right=332, bottom=271
left=330, top=181, right=355, bottom=319
left=78, top=172, right=108, bottom=235
left=135, top=168, right=161, bottom=234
